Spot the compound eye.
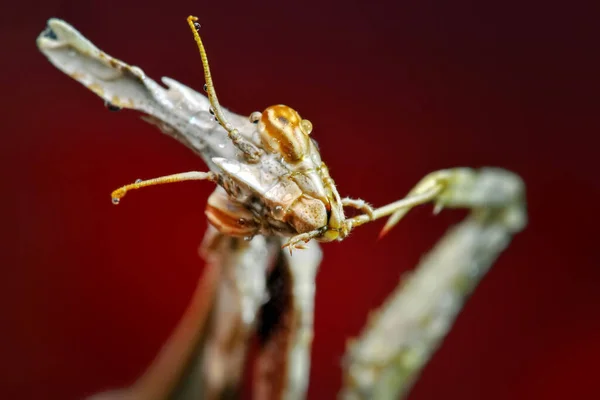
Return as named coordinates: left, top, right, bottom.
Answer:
left=249, top=111, right=262, bottom=124
left=259, top=105, right=311, bottom=162
left=300, top=119, right=313, bottom=135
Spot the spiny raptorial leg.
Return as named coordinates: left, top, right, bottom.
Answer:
left=283, top=175, right=449, bottom=252
left=342, top=198, right=375, bottom=220
left=282, top=228, right=326, bottom=255
left=342, top=174, right=449, bottom=238
left=111, top=171, right=216, bottom=204
left=186, top=16, right=263, bottom=163
left=377, top=171, right=452, bottom=236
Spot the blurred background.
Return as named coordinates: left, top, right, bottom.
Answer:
left=2, top=0, right=598, bottom=399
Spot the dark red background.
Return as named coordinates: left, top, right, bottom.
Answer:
left=3, top=1, right=598, bottom=399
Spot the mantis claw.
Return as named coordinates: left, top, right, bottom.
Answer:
left=282, top=238, right=310, bottom=255
left=342, top=198, right=375, bottom=220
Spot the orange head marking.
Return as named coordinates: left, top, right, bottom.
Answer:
left=256, top=105, right=313, bottom=163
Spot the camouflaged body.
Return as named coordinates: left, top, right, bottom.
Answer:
left=206, top=105, right=346, bottom=240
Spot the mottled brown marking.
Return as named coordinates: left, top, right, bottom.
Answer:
left=206, top=191, right=258, bottom=236
left=289, top=195, right=328, bottom=233
left=88, top=83, right=104, bottom=97
left=108, top=58, right=123, bottom=71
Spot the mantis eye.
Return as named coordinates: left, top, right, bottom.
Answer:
left=257, top=105, right=312, bottom=162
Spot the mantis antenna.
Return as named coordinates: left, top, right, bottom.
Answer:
left=186, top=16, right=262, bottom=162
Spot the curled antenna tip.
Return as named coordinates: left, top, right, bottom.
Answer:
left=187, top=15, right=200, bottom=29
left=111, top=188, right=127, bottom=204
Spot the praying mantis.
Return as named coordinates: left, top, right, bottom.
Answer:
left=37, top=15, right=526, bottom=400
left=109, top=16, right=455, bottom=254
